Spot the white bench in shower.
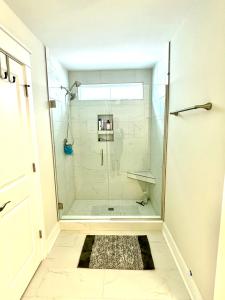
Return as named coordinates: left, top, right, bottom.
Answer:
left=127, top=170, right=156, bottom=184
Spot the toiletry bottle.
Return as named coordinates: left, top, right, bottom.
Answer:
left=106, top=120, right=111, bottom=130
left=98, top=119, right=102, bottom=131
left=103, top=119, right=106, bottom=130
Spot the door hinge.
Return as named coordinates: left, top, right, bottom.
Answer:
left=39, top=230, right=43, bottom=239
left=24, top=84, right=30, bottom=97
left=58, top=202, right=63, bottom=210
left=32, top=163, right=36, bottom=173
left=49, top=99, right=56, bottom=108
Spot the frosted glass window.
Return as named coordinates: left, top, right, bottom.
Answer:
left=78, top=83, right=143, bottom=101
left=110, top=83, right=143, bottom=100
left=78, top=84, right=110, bottom=100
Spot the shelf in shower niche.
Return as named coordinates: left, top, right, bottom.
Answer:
left=127, top=171, right=156, bottom=184
left=98, top=130, right=114, bottom=135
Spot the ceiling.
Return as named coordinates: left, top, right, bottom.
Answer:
left=5, top=0, right=196, bottom=70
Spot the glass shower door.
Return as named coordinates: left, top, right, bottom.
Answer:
left=105, top=80, right=152, bottom=217
left=67, top=100, right=110, bottom=217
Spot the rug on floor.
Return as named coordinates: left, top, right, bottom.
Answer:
left=77, top=235, right=155, bottom=270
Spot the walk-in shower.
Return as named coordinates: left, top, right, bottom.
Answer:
left=46, top=52, right=169, bottom=220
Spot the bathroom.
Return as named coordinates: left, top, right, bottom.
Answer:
left=1, top=0, right=225, bottom=299
left=47, top=50, right=168, bottom=220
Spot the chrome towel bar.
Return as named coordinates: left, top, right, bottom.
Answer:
left=170, top=102, right=212, bottom=116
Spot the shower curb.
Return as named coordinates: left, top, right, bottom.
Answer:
left=59, top=220, right=162, bottom=232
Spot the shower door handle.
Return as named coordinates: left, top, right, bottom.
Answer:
left=100, top=149, right=104, bottom=166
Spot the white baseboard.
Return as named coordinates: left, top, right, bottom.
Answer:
left=162, top=223, right=203, bottom=300
left=45, top=222, right=60, bottom=257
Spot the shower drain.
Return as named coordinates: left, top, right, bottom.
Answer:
left=91, top=205, right=139, bottom=215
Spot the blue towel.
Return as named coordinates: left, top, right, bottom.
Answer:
left=64, top=144, right=73, bottom=155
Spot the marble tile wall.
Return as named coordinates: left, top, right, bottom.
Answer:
left=47, top=52, right=76, bottom=214
left=69, top=69, right=152, bottom=201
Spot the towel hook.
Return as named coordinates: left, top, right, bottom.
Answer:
left=0, top=53, right=7, bottom=80
left=6, top=55, right=16, bottom=83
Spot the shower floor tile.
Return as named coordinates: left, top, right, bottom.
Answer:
left=63, top=200, right=158, bottom=218
left=91, top=205, right=140, bottom=216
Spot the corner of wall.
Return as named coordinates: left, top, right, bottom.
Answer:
left=162, top=223, right=203, bottom=300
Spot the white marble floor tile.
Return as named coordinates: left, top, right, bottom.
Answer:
left=54, top=230, right=82, bottom=247
left=150, top=241, right=177, bottom=270
left=103, top=269, right=170, bottom=300
left=22, top=230, right=190, bottom=300
left=22, top=297, right=52, bottom=300
left=53, top=298, right=169, bottom=300
left=103, top=269, right=190, bottom=300
left=22, top=296, right=179, bottom=300
left=23, top=263, right=49, bottom=297
left=34, top=269, right=105, bottom=298
left=147, top=231, right=165, bottom=242
left=45, top=235, right=85, bottom=269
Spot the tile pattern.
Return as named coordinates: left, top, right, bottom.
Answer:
left=22, top=230, right=191, bottom=300
left=64, top=199, right=158, bottom=218
left=91, top=205, right=140, bottom=216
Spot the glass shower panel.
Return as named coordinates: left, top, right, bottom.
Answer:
left=106, top=77, right=157, bottom=217
left=48, top=89, right=69, bottom=220
left=46, top=54, right=110, bottom=219
left=46, top=62, right=168, bottom=220
left=64, top=99, right=110, bottom=218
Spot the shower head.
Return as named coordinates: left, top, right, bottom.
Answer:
left=61, top=80, right=81, bottom=101
left=70, top=80, right=81, bottom=90
left=69, top=81, right=81, bottom=101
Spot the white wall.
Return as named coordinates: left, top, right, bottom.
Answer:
left=214, top=178, right=225, bottom=300
left=165, top=0, right=225, bottom=299
left=46, top=51, right=76, bottom=215
left=0, top=0, right=58, bottom=237
left=69, top=69, right=152, bottom=202
left=149, top=55, right=168, bottom=215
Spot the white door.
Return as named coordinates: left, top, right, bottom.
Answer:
left=0, top=49, right=42, bottom=299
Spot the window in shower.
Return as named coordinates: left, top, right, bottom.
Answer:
left=78, top=83, right=144, bottom=101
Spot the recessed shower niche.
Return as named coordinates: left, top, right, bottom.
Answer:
left=98, top=114, right=114, bottom=142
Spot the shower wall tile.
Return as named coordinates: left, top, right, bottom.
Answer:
left=69, top=69, right=151, bottom=85
left=69, top=69, right=152, bottom=201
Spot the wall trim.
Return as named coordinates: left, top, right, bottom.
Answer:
left=45, top=222, right=60, bottom=257
left=0, top=23, right=31, bottom=54
left=162, top=223, right=203, bottom=300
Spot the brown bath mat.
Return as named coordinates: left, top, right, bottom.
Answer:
left=77, top=235, right=155, bottom=270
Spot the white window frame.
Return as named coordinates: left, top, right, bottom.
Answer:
left=78, top=83, right=144, bottom=101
